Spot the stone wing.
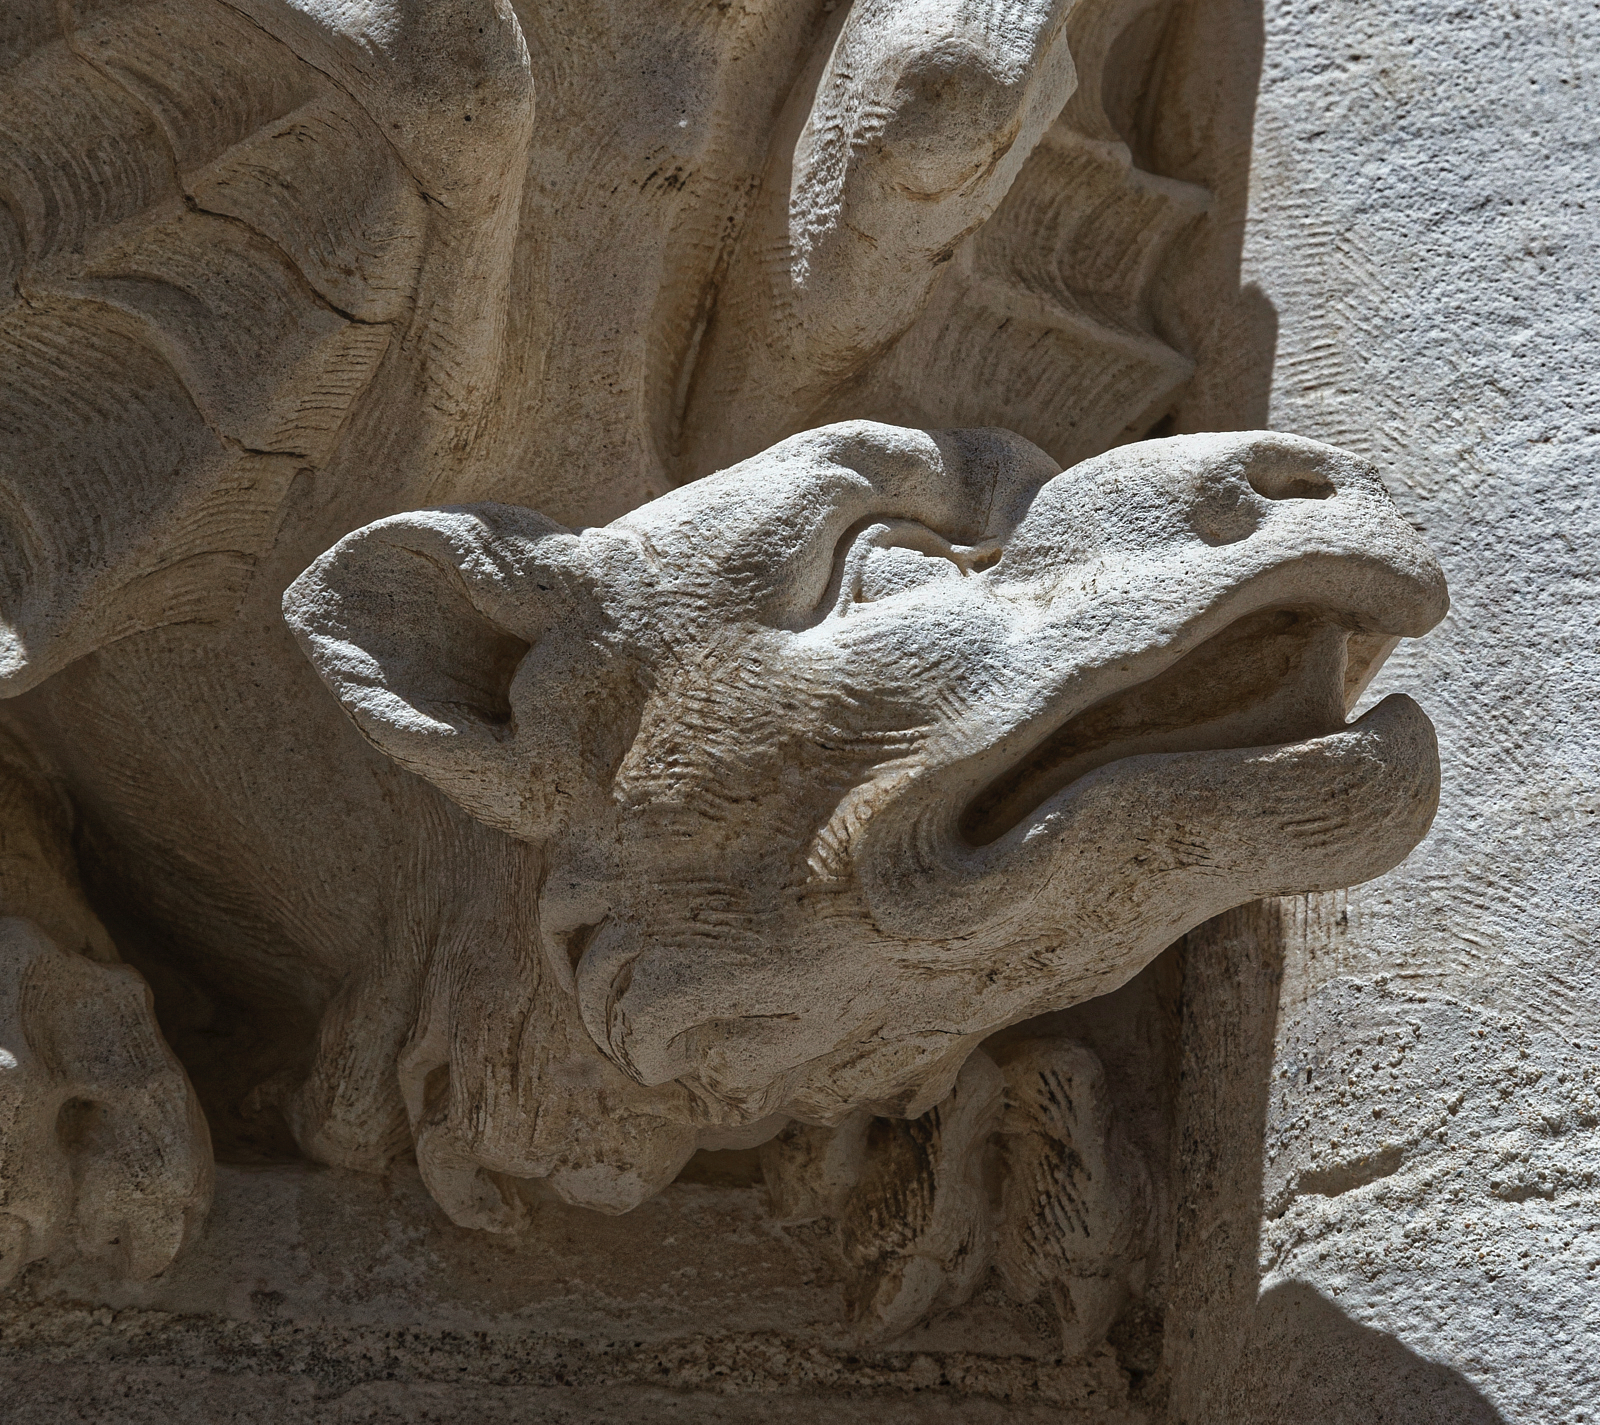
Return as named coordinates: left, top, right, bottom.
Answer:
left=851, top=0, right=1216, bottom=468
left=0, top=0, right=532, bottom=694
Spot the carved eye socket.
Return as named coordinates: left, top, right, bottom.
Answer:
left=832, top=520, right=1001, bottom=616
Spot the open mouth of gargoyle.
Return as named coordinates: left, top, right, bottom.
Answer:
left=960, top=607, right=1371, bottom=846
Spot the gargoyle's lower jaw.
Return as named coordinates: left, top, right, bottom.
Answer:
left=634, top=695, right=1437, bottom=1119
left=961, top=606, right=1356, bottom=846
left=608, top=693, right=1438, bottom=1118
left=859, top=672, right=1440, bottom=999
left=587, top=608, right=1439, bottom=1110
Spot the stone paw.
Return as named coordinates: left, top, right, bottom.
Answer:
left=0, top=918, right=212, bottom=1287
left=993, top=1036, right=1155, bottom=1356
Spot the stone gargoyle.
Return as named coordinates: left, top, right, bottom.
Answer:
left=0, top=0, right=1446, bottom=1347
left=287, top=419, right=1444, bottom=1187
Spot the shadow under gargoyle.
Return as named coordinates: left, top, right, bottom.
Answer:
left=1232, top=1281, right=1509, bottom=1425
left=1162, top=905, right=1507, bottom=1425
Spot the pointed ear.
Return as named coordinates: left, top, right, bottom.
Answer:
left=283, top=503, right=604, bottom=838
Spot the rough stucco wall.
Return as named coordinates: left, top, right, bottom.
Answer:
left=1220, top=0, right=1600, bottom=1419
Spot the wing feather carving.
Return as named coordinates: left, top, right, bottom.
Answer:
left=0, top=0, right=530, bottom=694
left=1, top=0, right=1205, bottom=693
left=853, top=0, right=1210, bottom=466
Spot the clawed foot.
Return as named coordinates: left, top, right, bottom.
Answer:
left=761, top=1037, right=1153, bottom=1346
left=0, top=920, right=211, bottom=1287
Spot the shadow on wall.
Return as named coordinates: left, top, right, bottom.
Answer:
left=1141, top=0, right=1280, bottom=442
left=1228, top=1282, right=1509, bottom=1424
left=1164, top=905, right=1505, bottom=1425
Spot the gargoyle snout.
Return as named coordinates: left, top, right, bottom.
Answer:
left=850, top=431, right=1447, bottom=991
left=999, top=430, right=1447, bottom=640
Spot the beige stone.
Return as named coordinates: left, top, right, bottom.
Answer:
left=281, top=421, right=1442, bottom=1229
left=0, top=0, right=1482, bottom=1413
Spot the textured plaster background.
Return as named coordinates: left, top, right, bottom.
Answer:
left=1230, top=0, right=1600, bottom=1418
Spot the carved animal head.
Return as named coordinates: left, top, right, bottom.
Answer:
left=285, top=421, right=1446, bottom=1126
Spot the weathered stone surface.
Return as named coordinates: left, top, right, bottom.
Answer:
left=0, top=0, right=1589, bottom=1417
left=277, top=420, right=1440, bottom=1225
left=1191, top=1, right=1600, bottom=1418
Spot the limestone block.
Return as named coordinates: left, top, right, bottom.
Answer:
left=282, top=422, right=1443, bottom=1224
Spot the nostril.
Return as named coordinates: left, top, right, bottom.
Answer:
left=1246, top=466, right=1335, bottom=501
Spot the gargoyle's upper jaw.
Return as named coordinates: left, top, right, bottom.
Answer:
left=944, top=512, right=1447, bottom=839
